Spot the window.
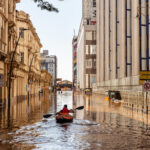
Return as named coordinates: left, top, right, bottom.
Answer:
left=92, top=31, right=96, bottom=40
left=86, top=31, right=92, bottom=40
left=20, top=53, right=24, bottom=63
left=90, top=45, right=96, bottom=54
left=19, top=28, right=24, bottom=38
left=93, top=10, right=96, bottom=17
left=86, top=60, right=92, bottom=68
left=93, top=0, right=96, bottom=7
left=93, top=59, right=96, bottom=68
left=86, top=18, right=91, bottom=25
left=86, top=45, right=89, bottom=54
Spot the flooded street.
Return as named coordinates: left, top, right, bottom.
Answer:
left=1, top=92, right=150, bottom=150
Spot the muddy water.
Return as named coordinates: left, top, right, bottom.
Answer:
left=0, top=91, right=150, bottom=150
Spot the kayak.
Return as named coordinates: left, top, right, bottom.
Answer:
left=56, top=113, right=73, bottom=123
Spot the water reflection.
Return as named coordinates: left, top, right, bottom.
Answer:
left=1, top=91, right=150, bottom=149
left=0, top=92, right=54, bottom=133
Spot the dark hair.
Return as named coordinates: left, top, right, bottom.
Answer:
left=64, top=104, right=67, bottom=108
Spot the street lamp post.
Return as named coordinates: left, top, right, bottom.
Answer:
left=8, top=28, right=28, bottom=108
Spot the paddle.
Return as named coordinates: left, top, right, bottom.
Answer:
left=43, top=106, right=84, bottom=118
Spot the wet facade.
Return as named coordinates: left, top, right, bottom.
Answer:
left=95, top=0, right=150, bottom=95
left=0, top=0, right=20, bottom=105
left=77, top=0, right=96, bottom=90
left=15, top=10, right=42, bottom=100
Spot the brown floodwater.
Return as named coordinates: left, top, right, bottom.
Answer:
left=0, top=91, right=150, bottom=150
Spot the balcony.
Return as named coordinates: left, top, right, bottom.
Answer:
left=7, top=51, right=20, bottom=66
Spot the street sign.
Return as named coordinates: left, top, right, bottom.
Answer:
left=143, top=82, right=150, bottom=92
left=0, top=74, right=4, bottom=87
left=140, top=71, right=150, bottom=84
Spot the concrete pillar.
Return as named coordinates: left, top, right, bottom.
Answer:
left=96, top=0, right=100, bottom=83
left=105, top=0, right=110, bottom=81
left=99, top=0, right=105, bottom=82
left=111, top=0, right=117, bottom=79
left=120, top=0, right=126, bottom=78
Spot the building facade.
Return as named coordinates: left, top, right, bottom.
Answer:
left=15, top=11, right=42, bottom=99
left=41, top=50, right=57, bottom=88
left=77, top=0, right=96, bottom=90
left=0, top=0, right=20, bottom=105
left=95, top=0, right=150, bottom=105
left=72, top=36, right=77, bottom=88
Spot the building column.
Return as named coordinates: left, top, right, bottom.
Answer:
left=119, top=0, right=126, bottom=78
left=111, top=0, right=117, bottom=79
left=99, top=0, right=105, bottom=82
left=105, top=0, right=110, bottom=81
left=132, top=0, right=139, bottom=76
left=96, top=0, right=101, bottom=83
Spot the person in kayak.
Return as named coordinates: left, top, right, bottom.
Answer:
left=58, top=105, right=74, bottom=113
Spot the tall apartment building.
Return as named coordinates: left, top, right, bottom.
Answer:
left=41, top=50, right=57, bottom=87
left=72, top=36, right=77, bottom=88
left=77, top=0, right=96, bottom=90
left=95, top=0, right=145, bottom=95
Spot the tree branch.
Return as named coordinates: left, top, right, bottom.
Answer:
left=33, top=0, right=59, bottom=12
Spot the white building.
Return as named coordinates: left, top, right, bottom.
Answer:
left=41, top=50, right=57, bottom=87
left=94, top=0, right=150, bottom=101
left=77, top=0, right=97, bottom=90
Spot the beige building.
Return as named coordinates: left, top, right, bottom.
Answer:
left=15, top=11, right=42, bottom=100
left=77, top=0, right=96, bottom=90
left=0, top=0, right=20, bottom=105
left=95, top=1, right=147, bottom=100
left=40, top=69, right=52, bottom=94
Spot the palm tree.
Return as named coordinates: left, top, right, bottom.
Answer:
left=33, top=0, right=59, bottom=12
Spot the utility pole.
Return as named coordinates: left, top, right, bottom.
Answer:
left=8, top=28, right=28, bottom=109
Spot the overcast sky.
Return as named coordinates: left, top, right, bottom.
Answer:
left=17, top=0, right=82, bottom=81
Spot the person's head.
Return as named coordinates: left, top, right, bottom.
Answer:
left=64, top=104, right=67, bottom=108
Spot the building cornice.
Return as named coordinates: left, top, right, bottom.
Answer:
left=16, top=11, right=42, bottom=48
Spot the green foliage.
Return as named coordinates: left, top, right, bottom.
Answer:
left=33, top=0, right=59, bottom=12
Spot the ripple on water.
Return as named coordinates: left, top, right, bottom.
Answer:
left=6, top=118, right=103, bottom=150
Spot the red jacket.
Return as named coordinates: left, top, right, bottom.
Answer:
left=62, top=107, right=69, bottom=113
